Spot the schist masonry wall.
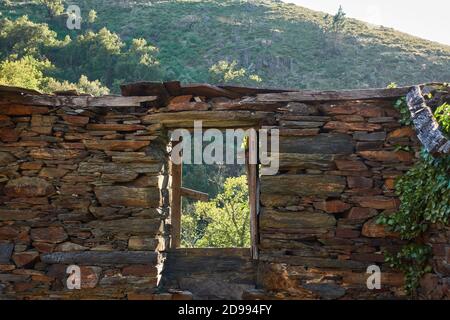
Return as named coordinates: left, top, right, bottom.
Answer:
left=0, top=82, right=448, bottom=300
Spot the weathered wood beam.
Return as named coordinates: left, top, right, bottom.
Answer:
left=180, top=187, right=209, bottom=202
left=0, top=94, right=158, bottom=107
left=142, top=111, right=273, bottom=128
left=255, top=87, right=411, bottom=102
left=406, top=86, right=450, bottom=154
left=170, top=142, right=182, bottom=249
left=41, top=251, right=157, bottom=265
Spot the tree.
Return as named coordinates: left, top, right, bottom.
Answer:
left=35, top=0, right=65, bottom=18
left=0, top=16, right=60, bottom=59
left=44, top=75, right=110, bottom=96
left=87, top=9, right=97, bottom=24
left=0, top=56, right=52, bottom=90
left=114, top=38, right=161, bottom=85
left=322, top=5, right=347, bottom=53
left=181, top=175, right=250, bottom=248
left=209, top=60, right=262, bottom=86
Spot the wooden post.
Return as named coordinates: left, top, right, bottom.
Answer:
left=170, top=141, right=182, bottom=249
left=246, top=132, right=259, bottom=260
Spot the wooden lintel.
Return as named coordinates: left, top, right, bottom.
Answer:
left=181, top=187, right=209, bottom=202
left=0, top=94, right=158, bottom=107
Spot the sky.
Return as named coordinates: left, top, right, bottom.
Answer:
left=282, top=0, right=450, bottom=46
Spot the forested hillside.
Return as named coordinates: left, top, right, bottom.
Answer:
left=1, top=0, right=449, bottom=94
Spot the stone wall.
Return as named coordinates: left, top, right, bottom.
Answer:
left=0, top=82, right=448, bottom=300
left=0, top=91, right=169, bottom=299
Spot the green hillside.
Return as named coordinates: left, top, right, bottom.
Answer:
left=1, top=0, right=449, bottom=93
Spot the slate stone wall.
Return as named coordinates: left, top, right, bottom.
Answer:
left=0, top=84, right=447, bottom=300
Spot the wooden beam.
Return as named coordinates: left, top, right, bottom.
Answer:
left=246, top=134, right=259, bottom=260
left=0, top=94, right=158, bottom=107
left=170, top=141, right=182, bottom=249
left=180, top=187, right=209, bottom=202
left=255, top=87, right=411, bottom=102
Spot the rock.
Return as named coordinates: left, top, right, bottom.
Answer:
left=352, top=196, right=400, bottom=210
left=86, top=124, right=146, bottom=131
left=31, top=115, right=56, bottom=134
left=86, top=218, right=162, bottom=235
left=83, top=140, right=150, bottom=151
left=0, top=243, right=14, bottom=263
left=353, top=132, right=386, bottom=141
left=0, top=151, right=15, bottom=165
left=33, top=242, right=56, bottom=253
left=275, top=153, right=335, bottom=170
left=31, top=226, right=68, bottom=244
left=303, top=283, right=346, bottom=300
left=0, top=127, right=19, bottom=142
left=324, top=121, right=381, bottom=132
left=30, top=148, right=86, bottom=160
left=388, top=127, right=415, bottom=139
left=80, top=266, right=102, bottom=289
left=319, top=103, right=384, bottom=117
left=335, top=160, right=368, bottom=171
left=335, top=228, right=360, bottom=238
left=171, top=290, right=194, bottom=300
left=128, top=237, right=159, bottom=251
left=362, top=218, right=398, bottom=238
left=347, top=176, right=373, bottom=189
left=280, top=134, right=354, bottom=154
left=38, top=167, right=68, bottom=178
left=4, top=177, right=54, bottom=197
left=20, top=162, right=43, bottom=170
left=260, top=209, right=336, bottom=231
left=55, top=242, right=88, bottom=252
left=0, top=105, right=48, bottom=116
left=261, top=174, right=346, bottom=197
left=286, top=102, right=319, bottom=115
left=0, top=209, right=40, bottom=221
left=12, top=251, right=39, bottom=267
left=358, top=150, right=414, bottom=162
left=345, top=207, right=378, bottom=220
left=122, top=265, right=158, bottom=277
left=0, top=226, right=19, bottom=240
left=95, top=186, right=160, bottom=208
left=313, top=200, right=351, bottom=213
left=62, top=115, right=90, bottom=126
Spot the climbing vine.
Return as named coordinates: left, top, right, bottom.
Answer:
left=378, top=86, right=450, bottom=296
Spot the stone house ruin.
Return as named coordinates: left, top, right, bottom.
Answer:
left=0, top=82, right=448, bottom=300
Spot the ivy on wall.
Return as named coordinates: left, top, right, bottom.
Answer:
left=378, top=86, right=450, bottom=296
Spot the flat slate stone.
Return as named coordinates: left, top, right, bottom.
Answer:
left=41, top=251, right=157, bottom=265
left=279, top=133, right=354, bottom=154
left=0, top=243, right=14, bottom=263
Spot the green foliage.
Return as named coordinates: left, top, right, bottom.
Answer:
left=1, top=0, right=450, bottom=91
left=393, top=97, right=412, bottom=126
left=87, top=9, right=97, bottom=24
left=377, top=149, right=450, bottom=294
left=434, top=103, right=450, bottom=136
left=0, top=55, right=52, bottom=90
left=181, top=175, right=250, bottom=248
left=34, top=0, right=65, bottom=18
left=377, top=150, right=450, bottom=240
left=322, top=5, right=346, bottom=53
left=44, top=75, right=110, bottom=96
left=209, top=60, right=262, bottom=85
left=385, top=244, right=432, bottom=296
left=0, top=16, right=60, bottom=58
